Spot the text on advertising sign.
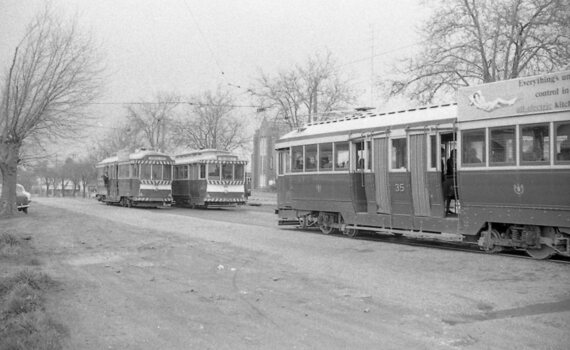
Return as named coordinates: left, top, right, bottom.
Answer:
left=457, top=70, right=570, bottom=121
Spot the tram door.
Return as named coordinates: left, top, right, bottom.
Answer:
left=410, top=134, right=431, bottom=217
left=373, top=137, right=391, bottom=214
left=351, top=140, right=373, bottom=213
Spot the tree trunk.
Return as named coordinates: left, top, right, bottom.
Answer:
left=0, top=142, right=20, bottom=216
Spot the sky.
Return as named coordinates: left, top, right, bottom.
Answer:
left=0, top=0, right=430, bottom=157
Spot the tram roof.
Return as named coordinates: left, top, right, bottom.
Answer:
left=174, top=149, right=247, bottom=164
left=97, top=149, right=173, bottom=166
left=276, top=103, right=457, bottom=148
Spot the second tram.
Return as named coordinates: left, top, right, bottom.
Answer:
left=171, top=149, right=248, bottom=208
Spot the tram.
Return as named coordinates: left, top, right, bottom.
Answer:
left=171, top=149, right=248, bottom=208
left=96, top=149, right=174, bottom=208
left=275, top=70, right=570, bottom=259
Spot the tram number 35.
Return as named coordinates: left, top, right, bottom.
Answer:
left=395, top=183, right=405, bottom=192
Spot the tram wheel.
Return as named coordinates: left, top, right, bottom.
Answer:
left=481, top=229, right=503, bottom=254
left=318, top=212, right=337, bottom=235
left=526, top=227, right=556, bottom=260
left=343, top=227, right=359, bottom=238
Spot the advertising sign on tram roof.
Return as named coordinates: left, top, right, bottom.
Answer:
left=457, top=70, right=570, bottom=122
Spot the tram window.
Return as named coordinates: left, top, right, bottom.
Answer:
left=208, top=163, right=221, bottom=180
left=555, top=122, right=570, bottom=163
left=141, top=164, right=152, bottom=180
left=222, top=163, right=233, bottom=180
left=461, top=129, right=485, bottom=166
left=490, top=127, right=516, bottom=166
left=334, top=142, right=349, bottom=171
left=521, top=124, right=550, bottom=164
left=319, top=143, right=332, bottom=171
left=119, top=164, right=129, bottom=178
left=235, top=164, right=244, bottom=180
left=355, top=141, right=365, bottom=170
left=152, top=164, right=162, bottom=180
left=176, top=165, right=187, bottom=179
left=278, top=150, right=290, bottom=174
left=292, top=146, right=304, bottom=172
left=164, top=164, right=172, bottom=180
left=199, top=164, right=206, bottom=179
left=130, top=164, right=139, bottom=178
left=391, top=138, right=407, bottom=170
left=305, top=144, right=317, bottom=171
left=429, top=135, right=437, bottom=170
left=188, top=164, right=197, bottom=179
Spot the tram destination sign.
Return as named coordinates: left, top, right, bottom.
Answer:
left=457, top=70, right=570, bottom=121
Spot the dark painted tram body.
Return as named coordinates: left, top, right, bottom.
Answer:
left=276, top=71, right=570, bottom=259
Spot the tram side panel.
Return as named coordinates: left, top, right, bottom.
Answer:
left=459, top=169, right=570, bottom=235
left=277, top=173, right=355, bottom=223
left=172, top=179, right=206, bottom=206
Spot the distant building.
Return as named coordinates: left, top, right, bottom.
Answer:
left=251, top=117, right=290, bottom=190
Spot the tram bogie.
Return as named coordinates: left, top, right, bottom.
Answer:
left=172, top=149, right=248, bottom=208
left=275, top=70, right=570, bottom=259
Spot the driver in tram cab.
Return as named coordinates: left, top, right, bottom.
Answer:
left=102, top=171, right=110, bottom=196
left=443, top=150, right=456, bottom=214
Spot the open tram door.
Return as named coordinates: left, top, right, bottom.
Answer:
left=350, top=139, right=373, bottom=213
left=440, top=132, right=458, bottom=216
left=408, top=128, right=458, bottom=221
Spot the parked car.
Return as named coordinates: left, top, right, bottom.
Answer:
left=0, top=183, right=31, bottom=213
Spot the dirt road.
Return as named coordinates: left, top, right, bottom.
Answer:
left=7, top=198, right=570, bottom=349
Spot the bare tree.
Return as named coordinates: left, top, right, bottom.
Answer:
left=125, top=92, right=180, bottom=152
left=95, top=122, right=143, bottom=160
left=388, top=0, right=570, bottom=104
left=172, top=88, right=249, bottom=152
left=34, top=160, right=57, bottom=197
left=0, top=5, right=102, bottom=215
left=253, top=50, right=356, bottom=130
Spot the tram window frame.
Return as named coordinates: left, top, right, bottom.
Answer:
left=118, top=164, right=129, bottom=179
left=278, top=149, right=290, bottom=175
left=355, top=140, right=371, bottom=171
left=555, top=122, right=570, bottom=164
left=188, top=164, right=197, bottom=179
left=130, top=164, right=139, bottom=178
left=461, top=129, right=486, bottom=167
left=199, top=164, right=206, bottom=179
left=141, top=164, right=152, bottom=180
left=334, top=142, right=349, bottom=171
left=292, top=146, right=304, bottom=172
left=151, top=164, right=163, bottom=180
left=319, top=143, right=333, bottom=171
left=234, top=163, right=245, bottom=180
left=520, top=123, right=550, bottom=165
left=174, top=165, right=181, bottom=179
left=490, top=126, right=516, bottom=166
left=428, top=135, right=438, bottom=171
left=222, top=163, right=233, bottom=180
left=390, top=138, right=407, bottom=171
left=305, top=144, right=318, bottom=172
left=164, top=164, right=172, bottom=180
left=208, top=163, right=221, bottom=180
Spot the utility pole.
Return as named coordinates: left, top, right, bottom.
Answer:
left=370, top=24, right=375, bottom=107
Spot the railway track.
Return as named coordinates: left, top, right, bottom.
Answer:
left=293, top=227, right=570, bottom=264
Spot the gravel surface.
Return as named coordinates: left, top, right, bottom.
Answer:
left=7, top=197, right=569, bottom=349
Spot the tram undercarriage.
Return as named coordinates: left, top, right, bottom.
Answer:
left=478, top=224, right=570, bottom=259
left=278, top=209, right=570, bottom=259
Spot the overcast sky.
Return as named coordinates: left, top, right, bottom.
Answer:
left=1, top=0, right=429, bottom=155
